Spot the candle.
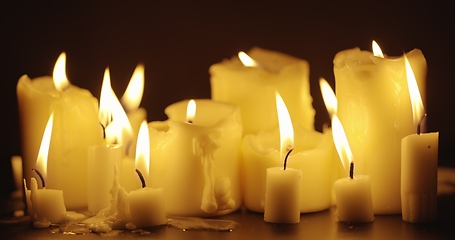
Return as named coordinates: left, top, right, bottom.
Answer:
left=209, top=47, right=315, bottom=135
left=332, top=116, right=374, bottom=223
left=242, top=92, right=333, bottom=213
left=401, top=56, right=439, bottom=223
left=333, top=41, right=427, bottom=214
left=11, top=155, right=22, bottom=192
left=24, top=113, right=67, bottom=228
left=127, top=121, right=167, bottom=228
left=120, top=64, right=147, bottom=158
left=149, top=99, right=242, bottom=216
left=17, top=52, right=103, bottom=210
left=264, top=93, right=301, bottom=224
left=98, top=68, right=136, bottom=191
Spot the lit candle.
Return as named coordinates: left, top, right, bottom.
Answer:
left=264, top=92, right=301, bottom=224
left=401, top=56, right=439, bottom=223
left=242, top=92, right=334, bottom=213
left=97, top=68, right=136, bottom=192
left=209, top=47, right=315, bottom=135
left=127, top=121, right=167, bottom=228
left=17, top=52, right=103, bottom=210
left=24, top=113, right=67, bottom=228
left=333, top=41, right=427, bottom=214
left=120, top=64, right=147, bottom=158
left=149, top=99, right=242, bottom=216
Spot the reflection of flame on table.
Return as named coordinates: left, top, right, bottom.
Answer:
left=193, top=132, right=235, bottom=213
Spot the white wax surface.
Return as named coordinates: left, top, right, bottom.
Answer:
left=128, top=187, right=167, bottom=227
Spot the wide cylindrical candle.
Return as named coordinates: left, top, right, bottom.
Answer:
left=209, top=47, right=315, bottom=135
left=17, top=75, right=103, bottom=210
left=149, top=99, right=242, bottom=217
left=333, top=48, right=427, bottom=214
left=264, top=167, right=301, bottom=224
left=242, top=126, right=334, bottom=213
left=401, top=132, right=438, bottom=223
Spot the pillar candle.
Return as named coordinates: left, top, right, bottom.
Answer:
left=401, top=56, right=439, bottom=223
left=87, top=144, right=123, bottom=214
left=333, top=43, right=427, bottom=214
left=242, top=124, right=334, bottom=213
left=264, top=167, right=301, bottom=224
left=209, top=47, right=315, bottom=135
left=16, top=53, right=103, bottom=210
left=149, top=99, right=242, bottom=217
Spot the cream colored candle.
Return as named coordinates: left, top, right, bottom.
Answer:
left=401, top=57, right=439, bottom=223
left=87, top=144, right=123, bottom=214
left=120, top=64, right=147, bottom=159
left=149, top=99, right=242, bottom=217
left=333, top=42, right=427, bottom=214
left=17, top=53, right=103, bottom=210
left=209, top=47, right=315, bottom=135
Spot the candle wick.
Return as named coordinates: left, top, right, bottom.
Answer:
left=135, top=169, right=146, bottom=188
left=417, top=113, right=427, bottom=135
left=283, top=148, right=293, bottom=170
left=99, top=122, right=106, bottom=139
left=349, top=162, right=354, bottom=179
left=32, top=168, right=45, bottom=188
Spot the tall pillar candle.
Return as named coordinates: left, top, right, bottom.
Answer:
left=333, top=45, right=427, bottom=214
left=17, top=53, right=103, bottom=210
left=209, top=47, right=315, bottom=135
left=149, top=99, right=242, bottom=217
left=242, top=126, right=334, bottom=213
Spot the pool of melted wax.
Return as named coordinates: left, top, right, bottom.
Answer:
left=167, top=217, right=240, bottom=232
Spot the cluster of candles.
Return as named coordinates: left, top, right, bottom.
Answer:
left=15, top=41, right=438, bottom=231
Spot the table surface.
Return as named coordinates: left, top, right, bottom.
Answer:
left=2, top=167, right=455, bottom=240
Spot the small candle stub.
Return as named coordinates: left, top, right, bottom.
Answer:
left=135, top=169, right=146, bottom=188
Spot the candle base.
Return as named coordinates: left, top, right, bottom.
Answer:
left=401, top=192, right=437, bottom=223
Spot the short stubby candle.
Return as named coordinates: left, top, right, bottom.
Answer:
left=148, top=99, right=242, bottom=217
left=333, top=42, right=427, bottom=214
left=17, top=53, right=103, bottom=210
left=209, top=47, right=315, bottom=135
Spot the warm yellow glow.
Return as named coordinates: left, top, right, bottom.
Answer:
left=372, top=40, right=384, bottom=58
left=332, top=115, right=354, bottom=173
left=275, top=91, right=294, bottom=155
left=135, top=120, right=150, bottom=179
left=186, top=99, right=196, bottom=123
left=52, top=52, right=70, bottom=91
left=121, top=64, right=145, bottom=112
left=238, top=51, right=259, bottom=67
left=319, top=77, right=337, bottom=118
left=99, top=68, right=133, bottom=145
left=35, top=112, right=54, bottom=181
left=405, top=55, right=425, bottom=129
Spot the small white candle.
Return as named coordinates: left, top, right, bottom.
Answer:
left=401, top=56, right=439, bottom=223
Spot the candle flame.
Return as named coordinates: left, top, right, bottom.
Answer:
left=319, top=77, right=337, bottom=118
left=121, top=64, right=145, bottom=112
left=276, top=91, right=294, bottom=155
left=405, top=56, right=425, bottom=130
left=372, top=40, right=384, bottom=58
left=238, top=51, right=259, bottom=67
left=332, top=115, right=354, bottom=173
left=135, top=120, right=150, bottom=179
left=186, top=99, right=196, bottom=123
left=99, top=67, right=133, bottom=145
left=35, top=112, right=54, bottom=181
left=52, top=52, right=70, bottom=91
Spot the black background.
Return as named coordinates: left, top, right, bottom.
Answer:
left=1, top=1, right=453, bottom=196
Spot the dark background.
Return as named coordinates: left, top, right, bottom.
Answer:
left=1, top=1, right=453, bottom=196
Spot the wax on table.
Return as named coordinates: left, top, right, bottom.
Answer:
left=16, top=53, right=103, bottom=210
left=209, top=47, right=315, bottom=135
left=333, top=44, right=427, bottom=214
left=242, top=126, right=334, bottom=213
left=401, top=56, right=439, bottom=223
left=87, top=144, right=123, bottom=214
left=264, top=167, right=302, bottom=224
left=148, top=99, right=242, bottom=217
